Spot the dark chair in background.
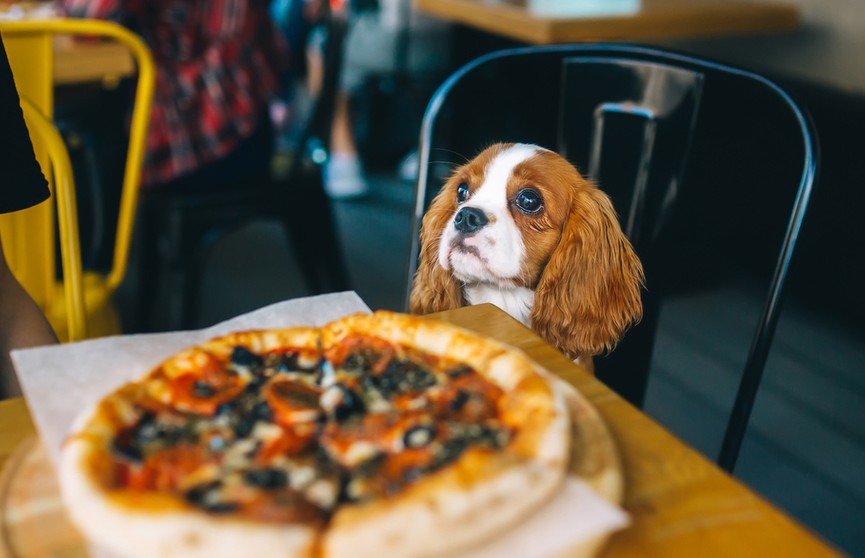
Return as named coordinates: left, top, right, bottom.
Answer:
left=137, top=9, right=351, bottom=331
left=403, top=44, right=818, bottom=472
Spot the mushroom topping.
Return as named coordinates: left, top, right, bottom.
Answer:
left=403, top=424, right=436, bottom=449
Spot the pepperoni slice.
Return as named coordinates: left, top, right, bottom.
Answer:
left=263, top=379, right=323, bottom=429
left=319, top=411, right=436, bottom=468
left=168, top=373, right=245, bottom=416
left=256, top=421, right=319, bottom=461
left=325, top=335, right=396, bottom=374
left=432, top=373, right=505, bottom=422
left=120, top=444, right=208, bottom=491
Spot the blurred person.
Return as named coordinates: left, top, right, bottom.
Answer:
left=330, top=0, right=451, bottom=192
left=0, top=36, right=59, bottom=397
left=272, top=0, right=450, bottom=199
left=62, top=0, right=287, bottom=190
left=270, top=0, right=371, bottom=199
left=268, top=0, right=327, bottom=150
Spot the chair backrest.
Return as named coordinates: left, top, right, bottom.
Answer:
left=0, top=18, right=155, bottom=303
left=14, top=98, right=87, bottom=341
left=404, top=44, right=818, bottom=472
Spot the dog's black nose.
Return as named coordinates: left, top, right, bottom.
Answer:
left=453, top=207, right=488, bottom=234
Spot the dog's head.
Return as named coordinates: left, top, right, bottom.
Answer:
left=410, top=143, right=644, bottom=360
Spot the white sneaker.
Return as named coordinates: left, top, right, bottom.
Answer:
left=324, top=153, right=369, bottom=199
left=397, top=150, right=419, bottom=182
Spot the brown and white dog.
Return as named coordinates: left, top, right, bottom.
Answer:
left=410, top=143, right=645, bottom=366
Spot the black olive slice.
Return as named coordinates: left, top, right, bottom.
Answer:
left=243, top=468, right=289, bottom=489
left=193, top=380, right=216, bottom=398
left=184, top=480, right=222, bottom=506
left=446, top=365, right=473, bottom=379
left=111, top=438, right=143, bottom=462
left=231, top=346, right=263, bottom=368
left=403, top=424, right=436, bottom=448
left=203, top=501, right=240, bottom=514
left=273, top=352, right=318, bottom=374
left=320, top=384, right=366, bottom=422
left=448, top=389, right=471, bottom=412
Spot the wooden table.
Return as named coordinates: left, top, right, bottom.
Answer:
left=53, top=40, right=134, bottom=85
left=1, top=22, right=135, bottom=118
left=0, top=304, right=840, bottom=556
left=415, top=0, right=801, bottom=45
left=0, top=5, right=133, bottom=85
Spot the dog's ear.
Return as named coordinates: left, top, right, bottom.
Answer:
left=530, top=186, right=644, bottom=360
left=409, top=186, right=464, bottom=314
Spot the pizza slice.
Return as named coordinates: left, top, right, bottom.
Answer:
left=319, top=313, right=571, bottom=558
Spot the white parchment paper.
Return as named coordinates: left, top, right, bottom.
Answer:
left=10, top=291, right=628, bottom=557
left=12, top=291, right=371, bottom=468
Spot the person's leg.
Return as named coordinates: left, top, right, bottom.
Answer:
left=330, top=92, right=353, bottom=154
left=312, top=11, right=369, bottom=200
left=324, top=91, right=368, bottom=199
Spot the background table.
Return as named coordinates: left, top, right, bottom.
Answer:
left=0, top=305, right=840, bottom=556
left=53, top=39, right=133, bottom=85
left=2, top=22, right=135, bottom=118
left=415, top=0, right=800, bottom=45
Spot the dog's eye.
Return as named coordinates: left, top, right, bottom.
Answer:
left=456, top=182, right=470, bottom=204
left=514, top=188, right=543, bottom=214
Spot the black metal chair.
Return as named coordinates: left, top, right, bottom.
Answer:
left=136, top=10, right=351, bottom=331
left=403, top=44, right=818, bottom=472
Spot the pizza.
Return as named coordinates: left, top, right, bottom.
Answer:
left=58, top=311, right=575, bottom=558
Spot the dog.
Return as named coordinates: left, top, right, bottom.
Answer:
left=410, top=143, right=645, bottom=367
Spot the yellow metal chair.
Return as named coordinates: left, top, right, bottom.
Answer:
left=13, top=98, right=87, bottom=341
left=0, top=19, right=155, bottom=340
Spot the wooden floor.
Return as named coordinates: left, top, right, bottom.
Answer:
left=644, top=283, right=865, bottom=554
left=117, top=172, right=864, bottom=556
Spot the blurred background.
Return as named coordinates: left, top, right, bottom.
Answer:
left=2, top=0, right=863, bottom=554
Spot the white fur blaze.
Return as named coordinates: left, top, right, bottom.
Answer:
left=437, top=144, right=541, bottom=284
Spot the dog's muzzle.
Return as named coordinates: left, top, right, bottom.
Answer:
left=453, top=207, right=488, bottom=234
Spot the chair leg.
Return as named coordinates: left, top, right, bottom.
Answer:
left=163, top=204, right=216, bottom=331
left=594, top=290, right=660, bottom=408
left=177, top=242, right=204, bottom=330
left=135, top=198, right=162, bottom=332
left=281, top=168, right=351, bottom=293
left=178, top=225, right=225, bottom=330
left=167, top=205, right=230, bottom=330
left=157, top=203, right=188, bottom=331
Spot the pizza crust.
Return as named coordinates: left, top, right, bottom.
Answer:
left=198, top=329, right=321, bottom=360
left=323, top=312, right=509, bottom=372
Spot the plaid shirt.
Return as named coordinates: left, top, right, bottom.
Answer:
left=64, top=0, right=285, bottom=186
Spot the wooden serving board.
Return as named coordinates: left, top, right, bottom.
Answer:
left=0, top=437, right=88, bottom=557
left=0, top=381, right=622, bottom=558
